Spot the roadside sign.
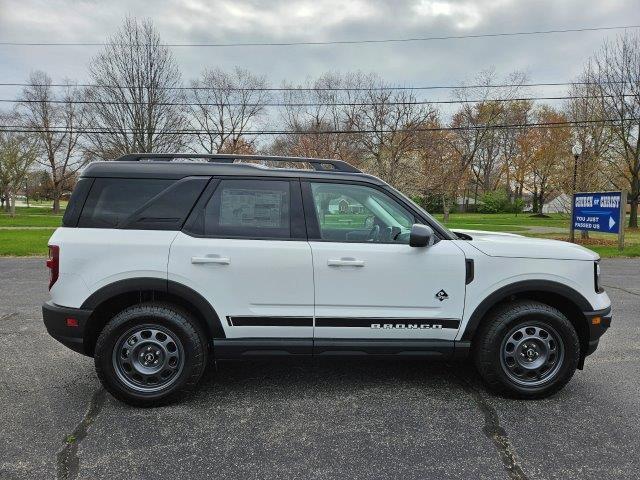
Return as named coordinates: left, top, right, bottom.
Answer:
left=570, top=191, right=626, bottom=250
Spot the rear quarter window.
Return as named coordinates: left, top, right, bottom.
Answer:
left=78, top=178, right=173, bottom=228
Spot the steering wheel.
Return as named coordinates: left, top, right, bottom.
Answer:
left=368, top=224, right=380, bottom=242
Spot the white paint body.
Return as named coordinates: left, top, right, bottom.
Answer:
left=49, top=224, right=611, bottom=342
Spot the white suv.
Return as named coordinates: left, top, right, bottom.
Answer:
left=43, top=153, right=612, bottom=406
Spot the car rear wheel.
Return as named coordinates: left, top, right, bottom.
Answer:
left=95, top=302, right=207, bottom=407
left=473, top=300, right=580, bottom=399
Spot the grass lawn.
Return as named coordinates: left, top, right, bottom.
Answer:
left=434, top=212, right=569, bottom=229
left=0, top=207, right=638, bottom=258
left=0, top=228, right=56, bottom=256
left=528, top=229, right=640, bottom=258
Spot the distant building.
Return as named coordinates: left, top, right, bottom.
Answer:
left=542, top=193, right=571, bottom=214
left=327, top=196, right=365, bottom=214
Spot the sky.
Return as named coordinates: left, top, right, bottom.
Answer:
left=0, top=0, right=639, bottom=105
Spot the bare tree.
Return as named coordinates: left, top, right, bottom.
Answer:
left=525, top=107, right=571, bottom=213
left=417, top=113, right=464, bottom=221
left=342, top=72, right=435, bottom=191
left=499, top=100, right=535, bottom=203
left=589, top=31, right=640, bottom=227
left=84, top=17, right=185, bottom=159
left=448, top=70, right=528, bottom=209
left=21, top=71, right=85, bottom=213
left=189, top=67, right=270, bottom=154
left=275, top=73, right=356, bottom=162
left=0, top=112, right=38, bottom=216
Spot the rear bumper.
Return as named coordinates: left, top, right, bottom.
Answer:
left=42, top=301, right=93, bottom=356
left=583, top=306, right=612, bottom=356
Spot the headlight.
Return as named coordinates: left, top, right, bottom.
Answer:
left=594, top=261, right=602, bottom=293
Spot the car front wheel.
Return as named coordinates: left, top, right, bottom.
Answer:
left=473, top=300, right=581, bottom=399
left=94, top=302, right=208, bottom=407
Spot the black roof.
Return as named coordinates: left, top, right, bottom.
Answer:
left=81, top=153, right=385, bottom=185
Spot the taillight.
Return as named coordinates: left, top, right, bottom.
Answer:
left=47, top=245, right=59, bottom=290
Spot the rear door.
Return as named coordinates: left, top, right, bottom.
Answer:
left=302, top=180, right=466, bottom=351
left=168, top=177, right=314, bottom=354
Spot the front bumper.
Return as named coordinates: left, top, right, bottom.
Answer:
left=583, top=306, right=612, bottom=356
left=42, top=301, right=93, bottom=355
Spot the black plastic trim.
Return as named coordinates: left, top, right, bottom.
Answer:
left=115, top=153, right=362, bottom=173
left=79, top=277, right=226, bottom=339
left=42, top=301, right=93, bottom=355
left=313, top=339, right=455, bottom=357
left=465, top=259, right=474, bottom=285
left=583, top=306, right=612, bottom=354
left=215, top=338, right=313, bottom=358
left=462, top=280, right=593, bottom=341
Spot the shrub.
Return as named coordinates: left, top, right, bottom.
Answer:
left=478, top=190, right=523, bottom=214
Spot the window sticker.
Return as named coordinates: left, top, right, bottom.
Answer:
left=219, top=188, right=286, bottom=228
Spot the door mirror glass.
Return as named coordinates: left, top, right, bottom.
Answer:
left=409, top=224, right=434, bottom=247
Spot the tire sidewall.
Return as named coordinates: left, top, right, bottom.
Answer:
left=95, top=305, right=205, bottom=405
left=483, top=305, right=580, bottom=397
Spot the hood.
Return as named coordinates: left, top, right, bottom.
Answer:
left=453, top=229, right=599, bottom=261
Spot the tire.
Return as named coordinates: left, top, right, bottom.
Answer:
left=94, top=302, right=208, bottom=407
left=473, top=300, right=580, bottom=399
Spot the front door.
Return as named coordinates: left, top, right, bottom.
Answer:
left=303, top=181, right=466, bottom=348
left=169, top=178, right=314, bottom=354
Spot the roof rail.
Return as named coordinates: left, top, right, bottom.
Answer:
left=115, top=153, right=362, bottom=174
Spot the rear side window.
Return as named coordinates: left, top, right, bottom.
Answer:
left=62, top=177, right=94, bottom=227
left=204, top=179, right=291, bottom=238
left=78, top=178, right=172, bottom=228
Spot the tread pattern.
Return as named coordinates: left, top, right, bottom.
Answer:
left=94, top=302, right=208, bottom=407
left=473, top=300, right=580, bottom=399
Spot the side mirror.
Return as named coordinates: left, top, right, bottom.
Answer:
left=409, top=224, right=435, bottom=247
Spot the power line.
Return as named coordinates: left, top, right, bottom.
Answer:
left=0, top=80, right=624, bottom=92
left=1, top=94, right=633, bottom=108
left=0, top=118, right=635, bottom=136
left=0, top=25, right=638, bottom=48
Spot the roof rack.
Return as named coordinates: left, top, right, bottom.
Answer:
left=115, top=153, right=362, bottom=174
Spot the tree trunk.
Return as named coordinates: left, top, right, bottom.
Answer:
left=442, top=194, right=451, bottom=223
left=9, top=190, right=16, bottom=218
left=630, top=198, right=638, bottom=228
left=52, top=190, right=61, bottom=214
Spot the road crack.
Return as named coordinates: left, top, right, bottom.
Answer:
left=56, top=388, right=106, bottom=480
left=458, top=376, right=529, bottom=480
left=602, top=284, right=640, bottom=297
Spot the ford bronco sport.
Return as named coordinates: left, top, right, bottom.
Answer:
left=42, top=153, right=612, bottom=406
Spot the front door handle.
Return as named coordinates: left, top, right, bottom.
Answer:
left=327, top=258, right=365, bottom=267
left=191, top=255, right=230, bottom=265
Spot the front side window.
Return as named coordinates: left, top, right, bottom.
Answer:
left=204, top=179, right=291, bottom=238
left=309, top=182, right=415, bottom=243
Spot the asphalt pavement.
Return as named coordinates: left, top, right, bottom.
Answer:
left=0, top=257, right=638, bottom=480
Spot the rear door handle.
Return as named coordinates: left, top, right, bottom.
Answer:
left=327, top=258, right=365, bottom=267
left=191, top=255, right=230, bottom=265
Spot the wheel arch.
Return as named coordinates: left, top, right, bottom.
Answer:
left=462, top=280, right=592, bottom=363
left=81, top=278, right=225, bottom=356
